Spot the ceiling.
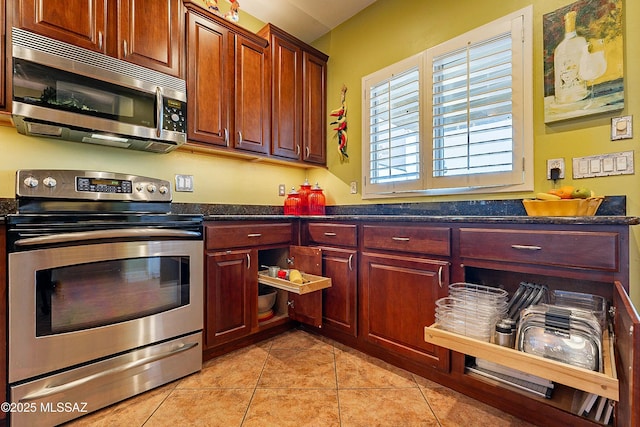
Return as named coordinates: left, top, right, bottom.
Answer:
left=238, top=0, right=378, bottom=43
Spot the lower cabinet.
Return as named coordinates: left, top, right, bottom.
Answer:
left=204, top=249, right=255, bottom=348
left=203, top=222, right=328, bottom=356
left=361, top=252, right=450, bottom=370
left=321, top=247, right=358, bottom=337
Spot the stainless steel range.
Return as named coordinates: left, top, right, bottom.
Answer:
left=6, top=170, right=203, bottom=427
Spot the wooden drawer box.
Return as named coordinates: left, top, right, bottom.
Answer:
left=307, top=223, right=357, bottom=247
left=205, top=223, right=292, bottom=250
left=459, top=228, right=618, bottom=271
left=363, top=225, right=451, bottom=256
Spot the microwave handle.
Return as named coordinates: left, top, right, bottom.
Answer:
left=156, top=87, right=163, bottom=138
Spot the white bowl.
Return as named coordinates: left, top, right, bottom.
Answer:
left=258, top=289, right=277, bottom=313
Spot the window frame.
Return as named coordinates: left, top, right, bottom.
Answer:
left=361, top=6, right=533, bottom=199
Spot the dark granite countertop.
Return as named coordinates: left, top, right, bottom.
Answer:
left=170, top=196, right=639, bottom=226
left=1, top=196, right=638, bottom=226
left=199, top=214, right=639, bottom=225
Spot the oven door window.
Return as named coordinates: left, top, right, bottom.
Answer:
left=35, top=256, right=190, bottom=336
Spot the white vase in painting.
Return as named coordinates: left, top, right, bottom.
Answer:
left=554, top=11, right=588, bottom=104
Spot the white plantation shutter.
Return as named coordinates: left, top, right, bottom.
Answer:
left=363, top=54, right=423, bottom=194
left=427, top=14, right=526, bottom=189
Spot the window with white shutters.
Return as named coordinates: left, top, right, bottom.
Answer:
left=362, top=7, right=532, bottom=197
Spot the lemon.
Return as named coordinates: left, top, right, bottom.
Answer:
left=289, top=269, right=304, bottom=284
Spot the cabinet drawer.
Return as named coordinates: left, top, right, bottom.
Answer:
left=424, top=324, right=618, bottom=401
left=307, top=223, right=357, bottom=247
left=206, top=223, right=292, bottom=250
left=363, top=225, right=451, bottom=256
left=459, top=228, right=618, bottom=271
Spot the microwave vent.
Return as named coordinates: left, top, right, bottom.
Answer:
left=12, top=27, right=186, bottom=94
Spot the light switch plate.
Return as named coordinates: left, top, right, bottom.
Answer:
left=175, top=174, right=194, bottom=192
left=572, top=151, right=634, bottom=179
left=611, top=116, right=632, bottom=140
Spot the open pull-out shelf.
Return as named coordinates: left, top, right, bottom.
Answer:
left=424, top=324, right=618, bottom=401
left=258, top=271, right=332, bottom=294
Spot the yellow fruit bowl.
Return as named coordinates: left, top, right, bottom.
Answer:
left=522, top=197, right=604, bottom=216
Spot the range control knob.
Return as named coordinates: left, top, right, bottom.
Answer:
left=136, top=183, right=144, bottom=192
left=43, top=177, right=57, bottom=188
left=147, top=184, right=157, bottom=193
left=159, top=185, right=169, bottom=195
left=23, top=176, right=39, bottom=188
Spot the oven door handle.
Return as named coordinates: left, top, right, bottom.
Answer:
left=15, top=228, right=202, bottom=247
left=18, top=342, right=199, bottom=402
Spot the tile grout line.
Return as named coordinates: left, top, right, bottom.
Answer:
left=331, top=340, right=343, bottom=426
left=140, top=381, right=179, bottom=427
left=413, top=374, right=444, bottom=427
left=239, top=341, right=273, bottom=426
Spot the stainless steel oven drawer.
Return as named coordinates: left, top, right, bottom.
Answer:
left=10, top=332, right=202, bottom=427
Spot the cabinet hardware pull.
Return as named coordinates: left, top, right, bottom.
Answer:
left=305, top=146, right=310, bottom=158
left=246, top=253, right=250, bottom=269
left=348, top=254, right=353, bottom=271
left=323, top=232, right=337, bottom=236
left=287, top=300, right=294, bottom=308
left=438, top=266, right=443, bottom=288
left=511, top=244, right=542, bottom=251
left=98, top=31, right=103, bottom=50
left=247, top=233, right=262, bottom=238
left=238, top=131, right=243, bottom=143
left=296, top=145, right=301, bottom=156
left=224, top=128, right=229, bottom=146
left=123, top=40, right=128, bottom=57
left=392, top=237, right=410, bottom=242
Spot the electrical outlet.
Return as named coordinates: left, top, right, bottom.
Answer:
left=350, top=181, right=357, bottom=194
left=278, top=184, right=286, bottom=196
left=546, top=158, right=565, bottom=180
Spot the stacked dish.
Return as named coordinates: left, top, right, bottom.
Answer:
left=435, top=283, right=509, bottom=342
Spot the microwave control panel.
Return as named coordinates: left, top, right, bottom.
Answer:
left=163, top=98, right=187, bottom=134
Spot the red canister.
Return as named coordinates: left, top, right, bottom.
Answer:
left=283, top=188, right=302, bottom=216
left=298, top=179, right=312, bottom=215
left=308, top=183, right=326, bottom=215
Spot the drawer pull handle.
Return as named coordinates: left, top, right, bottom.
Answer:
left=348, top=254, right=353, bottom=271
left=438, top=266, right=443, bottom=288
left=511, top=244, right=542, bottom=251
left=246, top=253, right=251, bottom=269
left=392, top=237, right=410, bottom=242
left=247, top=233, right=262, bottom=238
left=324, top=232, right=337, bottom=236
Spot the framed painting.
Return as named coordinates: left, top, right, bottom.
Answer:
left=543, top=0, right=624, bottom=123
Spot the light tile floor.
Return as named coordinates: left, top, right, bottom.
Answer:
left=65, top=329, right=536, bottom=426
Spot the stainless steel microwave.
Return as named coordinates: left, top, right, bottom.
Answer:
left=11, top=27, right=187, bottom=153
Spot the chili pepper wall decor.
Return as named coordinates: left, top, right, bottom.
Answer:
left=330, top=85, right=348, bottom=161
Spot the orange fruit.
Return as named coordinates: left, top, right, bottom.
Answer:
left=548, top=186, right=574, bottom=199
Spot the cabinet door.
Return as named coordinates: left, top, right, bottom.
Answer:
left=361, top=252, right=450, bottom=370
left=186, top=11, right=232, bottom=147
left=322, top=247, right=358, bottom=337
left=16, top=0, right=107, bottom=52
left=613, top=281, right=639, bottom=427
left=287, top=246, right=323, bottom=327
left=302, top=51, right=327, bottom=164
left=117, top=0, right=181, bottom=77
left=204, top=249, right=256, bottom=348
left=269, top=35, right=302, bottom=160
left=234, top=34, right=270, bottom=154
